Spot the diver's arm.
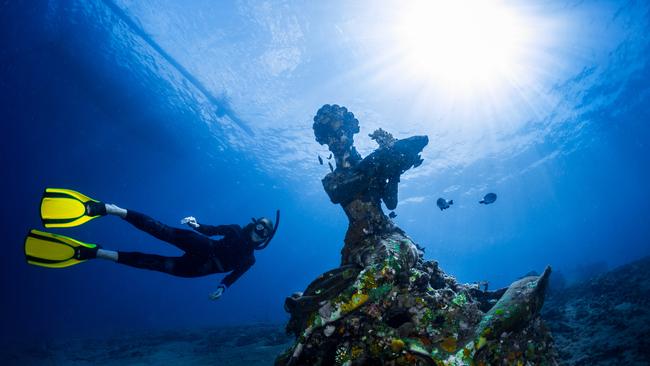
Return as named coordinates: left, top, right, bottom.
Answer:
left=196, top=224, right=240, bottom=237
left=221, top=259, right=254, bottom=288
left=209, top=259, right=255, bottom=300
left=181, top=216, right=241, bottom=237
left=209, top=264, right=253, bottom=301
left=181, top=218, right=239, bottom=237
left=209, top=284, right=226, bottom=300
left=181, top=216, right=200, bottom=228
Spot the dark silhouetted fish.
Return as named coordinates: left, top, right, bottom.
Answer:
left=327, top=153, right=332, bottom=160
left=479, top=193, right=497, bottom=205
left=388, top=211, right=397, bottom=219
left=328, top=162, right=334, bottom=172
left=318, top=155, right=323, bottom=165
left=436, top=198, right=453, bottom=211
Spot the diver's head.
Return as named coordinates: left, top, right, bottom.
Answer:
left=249, top=216, right=274, bottom=246
left=246, top=210, right=280, bottom=250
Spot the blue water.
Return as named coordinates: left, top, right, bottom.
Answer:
left=1, top=0, right=649, bottom=345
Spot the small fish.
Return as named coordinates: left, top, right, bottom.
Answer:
left=436, top=198, right=453, bottom=211
left=328, top=161, right=334, bottom=172
left=327, top=153, right=333, bottom=160
left=388, top=211, right=397, bottom=219
left=479, top=193, right=497, bottom=205
left=318, top=155, right=323, bottom=165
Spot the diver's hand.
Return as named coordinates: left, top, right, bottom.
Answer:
left=181, top=216, right=200, bottom=228
left=209, top=285, right=226, bottom=300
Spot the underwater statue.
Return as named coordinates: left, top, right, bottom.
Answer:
left=277, top=104, right=556, bottom=365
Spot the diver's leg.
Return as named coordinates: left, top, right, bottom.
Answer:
left=116, top=252, right=207, bottom=277
left=89, top=202, right=127, bottom=218
left=105, top=203, right=127, bottom=218
left=121, top=210, right=212, bottom=254
left=97, top=249, right=118, bottom=261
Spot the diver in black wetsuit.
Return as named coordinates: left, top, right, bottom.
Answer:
left=91, top=204, right=278, bottom=300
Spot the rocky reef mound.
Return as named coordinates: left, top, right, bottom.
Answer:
left=276, top=105, right=557, bottom=366
left=543, top=256, right=650, bottom=365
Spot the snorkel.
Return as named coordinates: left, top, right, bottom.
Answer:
left=252, top=210, right=280, bottom=250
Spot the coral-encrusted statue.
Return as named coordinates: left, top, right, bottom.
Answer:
left=277, top=105, right=557, bottom=366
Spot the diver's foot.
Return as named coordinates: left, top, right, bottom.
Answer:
left=86, top=201, right=127, bottom=218
left=85, top=201, right=107, bottom=216
left=74, top=245, right=100, bottom=260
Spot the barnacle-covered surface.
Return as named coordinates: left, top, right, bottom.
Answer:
left=277, top=105, right=557, bottom=365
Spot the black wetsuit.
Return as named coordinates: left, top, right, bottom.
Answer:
left=117, top=210, right=256, bottom=288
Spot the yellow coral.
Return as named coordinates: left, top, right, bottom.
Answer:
left=351, top=346, right=363, bottom=359
left=340, top=292, right=369, bottom=313
left=391, top=338, right=405, bottom=352
left=415, top=297, right=427, bottom=307
left=476, top=336, right=487, bottom=350
left=362, top=270, right=377, bottom=289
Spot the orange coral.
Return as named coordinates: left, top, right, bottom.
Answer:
left=440, top=337, right=457, bottom=353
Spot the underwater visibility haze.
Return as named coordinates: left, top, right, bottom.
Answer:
left=1, top=0, right=649, bottom=364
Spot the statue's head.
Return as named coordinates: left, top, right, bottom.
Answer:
left=313, top=104, right=359, bottom=157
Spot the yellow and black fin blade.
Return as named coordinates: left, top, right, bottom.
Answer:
left=24, top=229, right=98, bottom=269
left=40, top=188, right=103, bottom=228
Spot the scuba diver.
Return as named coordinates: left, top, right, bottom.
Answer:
left=25, top=188, right=280, bottom=300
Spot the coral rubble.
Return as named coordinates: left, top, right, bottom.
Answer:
left=543, top=256, right=650, bottom=365
left=0, top=324, right=292, bottom=366
left=277, top=105, right=556, bottom=365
